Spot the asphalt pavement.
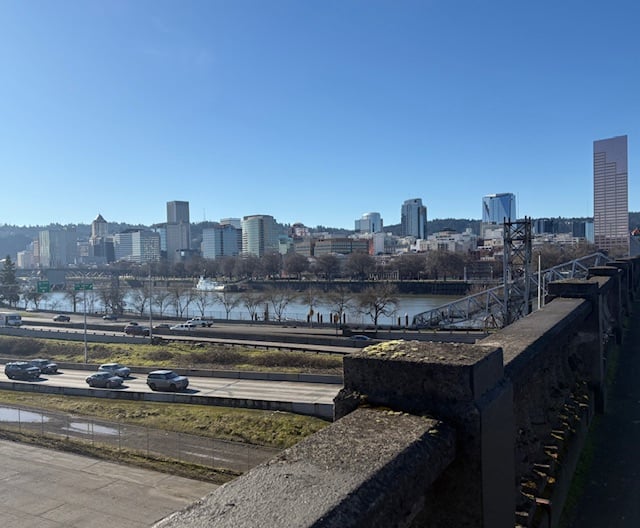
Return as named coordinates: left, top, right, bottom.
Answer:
left=567, top=301, right=640, bottom=527
left=0, top=439, right=217, bottom=528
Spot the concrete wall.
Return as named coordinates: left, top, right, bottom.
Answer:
left=154, top=257, right=639, bottom=527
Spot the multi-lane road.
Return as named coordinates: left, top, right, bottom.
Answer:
left=0, top=365, right=342, bottom=407
left=22, top=313, right=360, bottom=354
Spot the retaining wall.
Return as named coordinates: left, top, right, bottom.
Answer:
left=153, top=256, right=640, bottom=527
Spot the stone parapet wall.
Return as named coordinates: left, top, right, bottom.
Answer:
left=155, top=407, right=456, bottom=528
left=154, top=256, right=640, bottom=528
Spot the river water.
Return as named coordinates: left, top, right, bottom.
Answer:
left=36, top=291, right=461, bottom=326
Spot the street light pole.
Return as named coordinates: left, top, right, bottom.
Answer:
left=83, top=287, right=88, bottom=363
left=148, top=264, right=153, bottom=340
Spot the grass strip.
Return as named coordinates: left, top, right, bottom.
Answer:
left=0, top=427, right=239, bottom=484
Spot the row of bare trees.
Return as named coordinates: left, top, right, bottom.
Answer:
left=73, top=239, right=598, bottom=285
left=20, top=281, right=402, bottom=327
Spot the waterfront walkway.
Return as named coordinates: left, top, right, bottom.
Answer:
left=567, top=301, right=640, bottom=527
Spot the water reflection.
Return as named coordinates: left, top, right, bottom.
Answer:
left=0, top=407, right=49, bottom=423
left=65, top=422, right=119, bottom=436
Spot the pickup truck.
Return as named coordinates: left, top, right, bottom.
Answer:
left=186, top=316, right=213, bottom=327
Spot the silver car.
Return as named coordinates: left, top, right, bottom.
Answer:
left=98, top=363, right=131, bottom=378
left=146, top=370, right=189, bottom=392
left=86, top=372, right=123, bottom=388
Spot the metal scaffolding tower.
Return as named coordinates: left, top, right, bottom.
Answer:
left=502, top=217, right=532, bottom=326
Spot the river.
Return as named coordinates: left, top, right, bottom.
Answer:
left=34, top=291, right=461, bottom=327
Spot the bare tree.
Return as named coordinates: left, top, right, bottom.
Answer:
left=299, top=287, right=322, bottom=325
left=23, top=291, right=45, bottom=310
left=168, top=283, right=194, bottom=318
left=264, top=287, right=297, bottom=322
left=215, top=290, right=241, bottom=320
left=192, top=289, right=212, bottom=317
left=356, top=283, right=399, bottom=327
left=219, top=256, right=237, bottom=279
left=323, top=285, right=354, bottom=324
left=97, top=278, right=126, bottom=315
left=152, top=290, right=171, bottom=317
left=240, top=290, right=264, bottom=321
left=261, top=252, right=283, bottom=279
left=313, top=254, right=341, bottom=280
left=235, top=255, right=261, bottom=279
left=63, top=288, right=83, bottom=313
left=129, top=287, right=151, bottom=316
left=424, top=250, right=467, bottom=280
left=284, top=253, right=309, bottom=279
left=390, top=253, right=427, bottom=280
left=345, top=252, right=375, bottom=280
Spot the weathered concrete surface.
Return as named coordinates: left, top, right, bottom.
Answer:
left=334, top=340, right=515, bottom=528
left=154, top=407, right=455, bottom=528
left=0, top=440, right=216, bottom=528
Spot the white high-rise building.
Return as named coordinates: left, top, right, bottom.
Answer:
left=241, top=215, right=279, bottom=257
left=355, top=212, right=383, bottom=233
left=594, top=135, right=629, bottom=255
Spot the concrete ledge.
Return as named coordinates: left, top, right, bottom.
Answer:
left=481, top=297, right=590, bottom=379
left=155, top=407, right=456, bottom=528
left=338, top=340, right=504, bottom=416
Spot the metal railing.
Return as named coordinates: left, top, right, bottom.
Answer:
left=412, top=252, right=612, bottom=330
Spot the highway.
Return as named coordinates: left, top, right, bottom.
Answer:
left=20, top=314, right=360, bottom=354
left=0, top=365, right=342, bottom=407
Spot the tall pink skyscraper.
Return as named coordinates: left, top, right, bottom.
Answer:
left=594, top=135, right=629, bottom=255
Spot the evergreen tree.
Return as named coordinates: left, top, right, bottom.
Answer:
left=0, top=255, right=20, bottom=307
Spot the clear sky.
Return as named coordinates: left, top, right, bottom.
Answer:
left=1, top=0, right=638, bottom=229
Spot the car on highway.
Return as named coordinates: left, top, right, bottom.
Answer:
left=186, top=316, right=213, bottom=327
left=154, top=323, right=171, bottom=329
left=124, top=324, right=150, bottom=336
left=5, top=362, right=41, bottom=380
left=169, top=323, right=196, bottom=331
left=350, top=334, right=372, bottom=341
left=102, top=314, right=118, bottom=321
left=29, top=358, right=59, bottom=374
left=98, top=363, right=131, bottom=378
left=85, top=371, right=124, bottom=388
left=146, top=370, right=189, bottom=392
left=53, top=314, right=71, bottom=322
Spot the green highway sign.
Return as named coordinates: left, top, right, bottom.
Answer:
left=37, top=281, right=50, bottom=293
left=74, top=283, right=94, bottom=291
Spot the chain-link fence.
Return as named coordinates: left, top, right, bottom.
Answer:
left=0, top=404, right=281, bottom=473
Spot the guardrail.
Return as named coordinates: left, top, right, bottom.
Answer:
left=0, top=380, right=336, bottom=420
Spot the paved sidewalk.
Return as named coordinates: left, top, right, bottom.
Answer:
left=568, top=302, right=640, bottom=527
left=0, top=439, right=217, bottom=528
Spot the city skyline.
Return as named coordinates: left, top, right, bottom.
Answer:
left=1, top=2, right=639, bottom=228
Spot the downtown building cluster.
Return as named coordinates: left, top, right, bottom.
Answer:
left=13, top=135, right=633, bottom=269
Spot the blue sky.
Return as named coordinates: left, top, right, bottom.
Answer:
left=1, top=0, right=638, bottom=229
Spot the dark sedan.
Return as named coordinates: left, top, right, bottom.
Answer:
left=85, top=372, right=124, bottom=388
left=29, top=359, right=58, bottom=374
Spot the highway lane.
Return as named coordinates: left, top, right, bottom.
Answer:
left=21, top=316, right=359, bottom=354
left=1, top=366, right=342, bottom=406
